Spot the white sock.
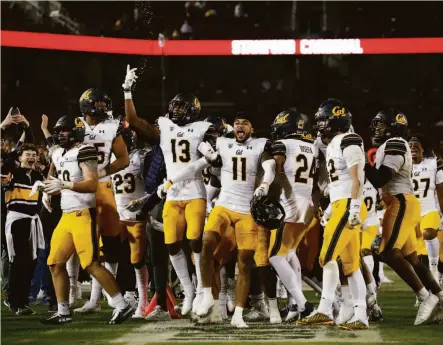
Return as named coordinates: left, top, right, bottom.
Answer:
left=269, top=255, right=307, bottom=310
left=268, top=298, right=278, bottom=313
left=341, top=285, right=352, bottom=301
left=193, top=252, right=204, bottom=295
left=170, top=250, right=194, bottom=298
left=288, top=296, right=296, bottom=306
left=202, top=287, right=213, bottom=303
left=111, top=292, right=127, bottom=310
left=417, top=287, right=430, bottom=302
left=135, top=266, right=149, bottom=309
left=288, top=251, right=303, bottom=292
left=317, top=261, right=339, bottom=315
left=58, top=301, right=70, bottom=315
left=233, top=306, right=243, bottom=319
left=104, top=262, right=118, bottom=278
left=379, top=262, right=385, bottom=278
left=425, top=238, right=440, bottom=266
left=89, top=277, right=102, bottom=305
left=219, top=266, right=227, bottom=316
left=67, top=253, right=80, bottom=289
left=363, top=255, right=375, bottom=275
left=366, top=283, right=376, bottom=296
left=348, top=269, right=367, bottom=320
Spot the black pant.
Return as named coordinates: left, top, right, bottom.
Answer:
left=117, top=238, right=136, bottom=295
left=147, top=223, right=169, bottom=309
left=7, top=218, right=37, bottom=309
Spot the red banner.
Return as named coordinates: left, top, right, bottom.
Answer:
left=2, top=30, right=443, bottom=55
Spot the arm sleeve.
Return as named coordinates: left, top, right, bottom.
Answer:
left=141, top=192, right=161, bottom=214
left=170, top=157, right=211, bottom=183
left=261, top=159, right=276, bottom=184
left=436, top=158, right=443, bottom=185
left=78, top=146, right=98, bottom=163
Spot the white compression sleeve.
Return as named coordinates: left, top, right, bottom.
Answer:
left=261, top=159, right=276, bottom=184
left=170, top=157, right=211, bottom=183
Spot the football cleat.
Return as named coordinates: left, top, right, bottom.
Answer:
left=296, top=311, right=334, bottom=326
left=124, top=291, right=138, bottom=310
left=41, top=313, right=72, bottom=325
left=192, top=293, right=203, bottom=314
left=16, top=306, right=36, bottom=316
left=244, top=300, right=269, bottom=322
left=299, top=301, right=315, bottom=320
left=132, top=307, right=146, bottom=319
left=338, top=316, right=369, bottom=330
left=285, top=304, right=299, bottom=322
left=108, top=304, right=135, bottom=325
left=231, top=314, right=249, bottom=328
left=181, top=291, right=195, bottom=316
left=415, top=293, right=439, bottom=325
left=196, top=295, right=214, bottom=317
left=336, top=298, right=354, bottom=325
left=74, top=301, right=101, bottom=314
left=197, top=303, right=223, bottom=324
left=145, top=305, right=171, bottom=321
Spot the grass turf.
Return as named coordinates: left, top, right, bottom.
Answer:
left=1, top=270, right=442, bottom=345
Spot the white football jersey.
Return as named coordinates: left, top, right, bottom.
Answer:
left=363, top=179, right=379, bottom=227
left=52, top=144, right=96, bottom=213
left=79, top=117, right=121, bottom=183
left=216, top=137, right=270, bottom=214
left=314, top=137, right=329, bottom=194
left=112, top=150, right=148, bottom=221
left=326, top=133, right=365, bottom=203
left=202, top=167, right=220, bottom=215
left=158, top=116, right=212, bottom=201
left=412, top=157, right=443, bottom=216
left=272, top=138, right=318, bottom=201
left=375, top=137, right=413, bottom=198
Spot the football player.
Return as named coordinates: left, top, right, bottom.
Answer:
left=112, top=127, right=150, bottom=317
left=409, top=135, right=443, bottom=283
left=365, top=109, right=443, bottom=325
left=75, top=88, right=130, bottom=313
left=122, top=65, right=216, bottom=316
left=297, top=103, right=369, bottom=330
left=42, top=116, right=134, bottom=325
left=196, top=112, right=276, bottom=328
left=268, top=109, right=317, bottom=321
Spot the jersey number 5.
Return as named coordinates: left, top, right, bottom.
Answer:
left=171, top=139, right=191, bottom=163
left=294, top=154, right=315, bottom=184
left=93, top=143, right=105, bottom=164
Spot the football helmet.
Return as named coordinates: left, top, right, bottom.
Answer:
left=121, top=128, right=137, bottom=153
left=204, top=115, right=229, bottom=137
left=371, top=108, right=408, bottom=145
left=53, top=116, right=86, bottom=148
left=271, top=109, right=314, bottom=142
left=79, top=88, right=111, bottom=120
left=314, top=99, right=352, bottom=137
left=250, top=196, right=285, bottom=230
left=168, top=93, right=201, bottom=125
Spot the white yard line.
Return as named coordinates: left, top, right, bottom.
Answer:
left=112, top=319, right=383, bottom=344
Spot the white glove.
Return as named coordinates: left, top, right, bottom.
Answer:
left=122, top=64, right=138, bottom=91
left=321, top=203, right=332, bottom=227
left=125, top=195, right=149, bottom=212
left=157, top=180, right=172, bottom=199
left=43, top=176, right=73, bottom=195
left=42, top=193, right=52, bottom=213
left=29, top=181, right=45, bottom=197
left=198, top=142, right=218, bottom=162
left=254, top=183, right=269, bottom=197
left=348, top=199, right=362, bottom=229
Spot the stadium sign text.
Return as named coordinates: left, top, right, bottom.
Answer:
left=300, top=39, right=364, bottom=55
left=232, top=40, right=296, bottom=55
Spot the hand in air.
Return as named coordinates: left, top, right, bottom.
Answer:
left=122, top=64, right=138, bottom=91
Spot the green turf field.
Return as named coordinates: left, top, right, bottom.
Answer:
left=2, top=269, right=443, bottom=345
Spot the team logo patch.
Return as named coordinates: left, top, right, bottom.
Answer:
left=76, top=211, right=83, bottom=217
left=74, top=118, right=85, bottom=128
left=332, top=106, right=345, bottom=116
left=274, top=113, right=289, bottom=124
left=395, top=113, right=407, bottom=125
left=297, top=119, right=304, bottom=129
left=228, top=144, right=233, bottom=149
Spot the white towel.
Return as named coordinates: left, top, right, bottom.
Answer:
left=5, top=211, right=45, bottom=263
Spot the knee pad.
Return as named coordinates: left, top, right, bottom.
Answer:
left=101, top=235, right=122, bottom=263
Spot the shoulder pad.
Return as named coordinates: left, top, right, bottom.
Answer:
left=264, top=139, right=273, bottom=153
left=340, top=133, right=363, bottom=150
left=271, top=140, right=286, bottom=156
left=78, top=145, right=98, bottom=163
left=385, top=139, right=407, bottom=156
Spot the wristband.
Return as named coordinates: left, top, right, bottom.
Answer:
left=350, top=199, right=361, bottom=212
left=124, top=91, right=132, bottom=100
left=63, top=181, right=74, bottom=190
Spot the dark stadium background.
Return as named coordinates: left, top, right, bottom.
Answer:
left=2, top=1, right=443, bottom=151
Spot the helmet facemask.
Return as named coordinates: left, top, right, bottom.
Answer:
left=371, top=119, right=389, bottom=146
left=168, top=100, right=191, bottom=125
left=54, top=128, right=74, bottom=148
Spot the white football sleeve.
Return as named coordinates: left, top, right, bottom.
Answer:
left=170, top=157, right=211, bottom=184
